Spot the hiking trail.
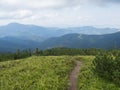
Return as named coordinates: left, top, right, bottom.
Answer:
left=68, top=61, right=82, bottom=90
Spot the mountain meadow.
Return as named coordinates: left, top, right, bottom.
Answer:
left=0, top=47, right=120, bottom=90
left=0, top=23, right=120, bottom=90
left=1, top=0, right=120, bottom=89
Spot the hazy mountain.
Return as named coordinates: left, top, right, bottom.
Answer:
left=0, top=32, right=120, bottom=52
left=0, top=23, right=120, bottom=52
left=0, top=36, right=40, bottom=52
left=39, top=32, right=120, bottom=49
left=63, top=26, right=119, bottom=35
left=0, top=23, right=119, bottom=42
left=0, top=23, right=63, bottom=42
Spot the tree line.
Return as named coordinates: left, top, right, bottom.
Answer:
left=0, top=49, right=32, bottom=62
left=0, top=47, right=120, bottom=62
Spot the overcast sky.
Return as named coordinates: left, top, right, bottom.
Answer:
left=0, top=0, right=120, bottom=28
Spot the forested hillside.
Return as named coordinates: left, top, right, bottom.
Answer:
left=0, top=23, right=120, bottom=52
left=39, top=32, right=120, bottom=49
left=0, top=31, right=120, bottom=52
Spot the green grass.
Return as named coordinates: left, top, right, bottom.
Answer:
left=0, top=56, right=76, bottom=90
left=1, top=55, right=120, bottom=90
left=78, top=56, right=120, bottom=90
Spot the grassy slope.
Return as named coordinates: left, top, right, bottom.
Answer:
left=0, top=56, right=76, bottom=90
left=1, top=55, right=120, bottom=90
left=78, top=56, right=120, bottom=90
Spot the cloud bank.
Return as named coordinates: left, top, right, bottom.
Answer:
left=0, top=0, right=120, bottom=10
left=0, top=0, right=120, bottom=27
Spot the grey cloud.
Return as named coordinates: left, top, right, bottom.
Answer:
left=0, top=0, right=120, bottom=12
left=88, top=0, right=120, bottom=4
left=0, top=10, right=33, bottom=20
left=105, top=0, right=120, bottom=3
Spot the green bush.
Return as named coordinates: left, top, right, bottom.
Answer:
left=93, top=53, right=120, bottom=86
left=113, top=54, right=120, bottom=85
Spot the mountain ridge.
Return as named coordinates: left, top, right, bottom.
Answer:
left=0, top=23, right=120, bottom=52
left=39, top=31, right=120, bottom=49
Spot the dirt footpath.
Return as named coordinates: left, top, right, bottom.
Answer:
left=68, top=61, right=82, bottom=90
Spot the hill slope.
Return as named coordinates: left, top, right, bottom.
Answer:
left=39, top=32, right=120, bottom=49
left=0, top=56, right=75, bottom=90
left=0, top=23, right=120, bottom=52
left=0, top=36, right=40, bottom=52
left=0, top=23, right=119, bottom=42
left=0, top=32, right=120, bottom=52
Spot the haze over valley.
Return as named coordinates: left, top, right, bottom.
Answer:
left=0, top=23, right=120, bottom=52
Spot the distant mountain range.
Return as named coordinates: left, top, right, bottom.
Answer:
left=0, top=23, right=119, bottom=42
left=0, top=23, right=120, bottom=52
left=39, top=32, right=120, bottom=49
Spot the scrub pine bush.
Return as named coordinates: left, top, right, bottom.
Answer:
left=113, top=54, right=120, bottom=85
left=93, top=52, right=120, bottom=86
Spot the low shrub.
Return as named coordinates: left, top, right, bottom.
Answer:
left=93, top=53, right=120, bottom=86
